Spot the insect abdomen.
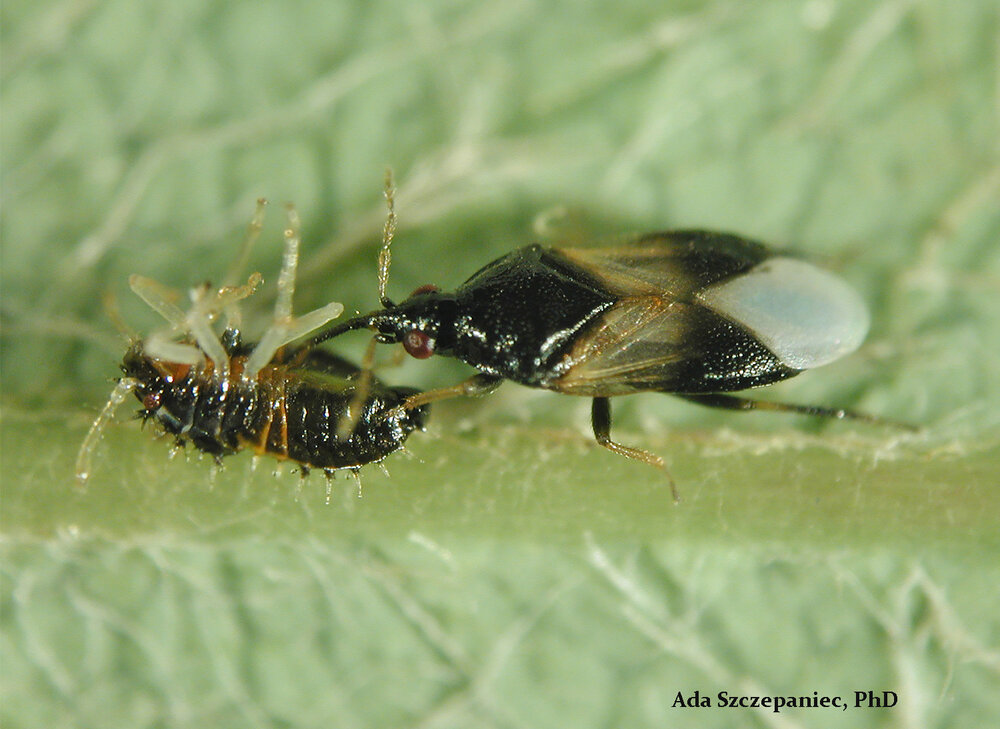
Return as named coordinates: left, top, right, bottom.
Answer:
left=140, top=357, right=424, bottom=471
left=147, top=371, right=268, bottom=458
left=279, top=384, right=417, bottom=469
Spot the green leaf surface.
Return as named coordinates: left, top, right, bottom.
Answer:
left=2, top=1, right=999, bottom=727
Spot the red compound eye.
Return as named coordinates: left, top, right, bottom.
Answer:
left=403, top=330, right=434, bottom=359
left=142, top=392, right=162, bottom=411
left=409, top=284, right=439, bottom=298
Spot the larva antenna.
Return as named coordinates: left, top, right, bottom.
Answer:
left=75, top=378, right=138, bottom=488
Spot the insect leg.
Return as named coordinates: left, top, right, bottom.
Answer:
left=217, top=272, right=263, bottom=333
left=75, top=378, right=138, bottom=487
left=337, top=335, right=379, bottom=439
left=212, top=200, right=269, bottom=335
left=244, top=204, right=343, bottom=378
left=142, top=333, right=205, bottom=366
left=402, top=374, right=503, bottom=410
left=591, top=397, right=679, bottom=503
left=185, top=283, right=231, bottom=378
left=673, top=393, right=917, bottom=430
left=223, top=198, right=268, bottom=288
left=129, top=275, right=187, bottom=328
left=244, top=204, right=302, bottom=377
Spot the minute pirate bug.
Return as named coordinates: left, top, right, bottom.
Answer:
left=312, top=172, right=909, bottom=501
left=75, top=200, right=429, bottom=487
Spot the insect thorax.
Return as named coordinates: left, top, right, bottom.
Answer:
left=444, top=246, right=617, bottom=384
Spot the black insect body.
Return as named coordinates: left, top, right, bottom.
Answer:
left=313, top=177, right=892, bottom=499
left=76, top=202, right=428, bottom=485
left=122, top=340, right=427, bottom=474
left=358, top=233, right=814, bottom=394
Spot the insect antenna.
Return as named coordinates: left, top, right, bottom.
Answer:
left=377, top=168, right=397, bottom=308
left=75, top=377, right=139, bottom=488
left=303, top=171, right=400, bottom=348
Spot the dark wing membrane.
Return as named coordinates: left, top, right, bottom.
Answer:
left=549, top=295, right=795, bottom=396
left=554, top=230, right=771, bottom=298
left=545, top=232, right=791, bottom=395
left=548, top=296, right=693, bottom=395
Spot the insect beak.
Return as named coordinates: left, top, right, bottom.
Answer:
left=309, top=313, right=380, bottom=346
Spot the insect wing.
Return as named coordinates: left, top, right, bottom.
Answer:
left=554, top=231, right=770, bottom=297
left=549, top=233, right=794, bottom=395
left=551, top=296, right=691, bottom=394
left=696, top=257, right=870, bottom=370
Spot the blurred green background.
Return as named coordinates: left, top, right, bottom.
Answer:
left=2, top=1, right=998, bottom=727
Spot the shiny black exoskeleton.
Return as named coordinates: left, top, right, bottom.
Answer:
left=336, top=237, right=801, bottom=393
left=312, top=222, right=893, bottom=499
left=124, top=336, right=428, bottom=473
left=361, top=245, right=623, bottom=386
left=75, top=198, right=434, bottom=487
